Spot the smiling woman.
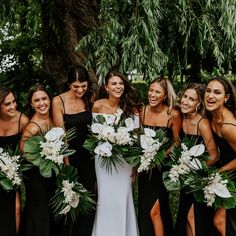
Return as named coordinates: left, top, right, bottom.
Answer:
left=0, top=87, right=29, bottom=236
left=52, top=65, right=96, bottom=236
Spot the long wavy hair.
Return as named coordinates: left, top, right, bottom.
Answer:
left=149, top=76, right=177, bottom=114
left=206, top=76, right=236, bottom=117
left=181, top=83, right=206, bottom=117
left=104, top=70, right=141, bottom=117
left=67, top=65, right=93, bottom=111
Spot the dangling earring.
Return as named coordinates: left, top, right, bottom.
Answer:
left=195, top=106, right=199, bottom=112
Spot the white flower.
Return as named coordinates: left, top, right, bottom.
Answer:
left=40, top=139, right=65, bottom=165
left=143, top=128, right=156, bottom=137
left=91, top=123, right=104, bottom=134
left=203, top=173, right=231, bottom=206
left=189, top=144, right=205, bottom=157
left=188, top=158, right=202, bottom=170
left=124, top=117, right=135, bottom=131
left=169, top=163, right=190, bottom=182
left=140, top=135, right=155, bottom=149
left=59, top=180, right=80, bottom=215
left=45, top=127, right=65, bottom=142
left=94, top=142, right=113, bottom=157
left=0, top=152, right=21, bottom=187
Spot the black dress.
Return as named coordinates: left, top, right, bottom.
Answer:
left=174, top=131, right=216, bottom=236
left=138, top=107, right=174, bottom=236
left=58, top=96, right=96, bottom=236
left=21, top=122, right=56, bottom=236
left=0, top=114, right=23, bottom=236
left=214, top=123, right=236, bottom=235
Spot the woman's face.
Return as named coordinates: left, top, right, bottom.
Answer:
left=204, top=80, right=229, bottom=112
left=148, top=82, right=166, bottom=107
left=0, top=92, right=17, bottom=117
left=31, top=90, right=50, bottom=116
left=181, top=88, right=200, bottom=114
left=70, top=80, right=88, bottom=98
left=105, top=76, right=124, bottom=98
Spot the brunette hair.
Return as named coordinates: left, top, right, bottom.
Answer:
left=67, top=65, right=93, bottom=111
left=181, top=83, right=206, bottom=117
left=26, top=84, right=51, bottom=118
left=0, top=86, right=16, bottom=105
left=206, top=76, right=236, bottom=116
left=104, top=70, right=141, bottom=117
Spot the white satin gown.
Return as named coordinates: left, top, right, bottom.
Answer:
left=91, top=113, right=139, bottom=236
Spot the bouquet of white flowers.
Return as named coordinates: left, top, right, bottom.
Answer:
left=125, top=127, right=168, bottom=173
left=163, top=137, right=236, bottom=209
left=84, top=108, right=138, bottom=172
left=23, top=127, right=76, bottom=178
left=50, top=165, right=95, bottom=223
left=0, top=147, right=23, bottom=191
left=163, top=137, right=208, bottom=191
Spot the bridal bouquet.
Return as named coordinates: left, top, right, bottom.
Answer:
left=163, top=137, right=208, bottom=191
left=0, top=147, right=22, bottom=191
left=50, top=166, right=95, bottom=223
left=125, top=127, right=168, bottom=173
left=23, top=127, right=75, bottom=178
left=84, top=108, right=138, bottom=172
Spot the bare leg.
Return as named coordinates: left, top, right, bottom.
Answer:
left=214, top=208, right=226, bottom=236
left=15, top=192, right=21, bottom=233
left=150, top=199, right=164, bottom=236
left=186, top=204, right=195, bottom=236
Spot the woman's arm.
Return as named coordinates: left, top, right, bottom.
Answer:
left=166, top=109, right=182, bottom=156
left=52, top=96, right=64, bottom=127
left=199, top=118, right=219, bottom=166
left=19, top=123, right=40, bottom=151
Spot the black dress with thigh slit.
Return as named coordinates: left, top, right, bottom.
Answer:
left=57, top=96, right=96, bottom=236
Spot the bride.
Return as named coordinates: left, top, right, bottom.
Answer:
left=91, top=70, right=141, bottom=236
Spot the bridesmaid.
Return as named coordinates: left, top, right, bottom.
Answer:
left=52, top=65, right=96, bottom=236
left=138, top=76, right=182, bottom=236
left=174, top=83, right=218, bottom=236
left=91, top=70, right=141, bottom=236
left=0, top=86, right=29, bottom=236
left=204, top=76, right=236, bottom=236
left=20, top=85, right=55, bottom=236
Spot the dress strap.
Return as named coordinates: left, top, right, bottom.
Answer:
left=29, top=121, right=42, bottom=133
left=18, top=113, right=23, bottom=133
left=142, top=106, right=147, bottom=124
left=196, top=117, right=204, bottom=136
left=221, top=122, right=236, bottom=127
left=59, top=95, right=66, bottom=114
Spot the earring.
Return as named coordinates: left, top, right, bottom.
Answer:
left=225, top=100, right=227, bottom=104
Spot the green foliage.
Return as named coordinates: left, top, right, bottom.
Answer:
left=76, top=0, right=167, bottom=81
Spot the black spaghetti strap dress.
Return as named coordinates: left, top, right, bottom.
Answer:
left=0, top=114, right=22, bottom=236
left=138, top=107, right=174, bottom=236
left=58, top=96, right=96, bottom=236
left=21, top=122, right=56, bottom=236
left=174, top=127, right=216, bottom=236
left=214, top=123, right=236, bottom=235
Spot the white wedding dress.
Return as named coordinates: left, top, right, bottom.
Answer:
left=92, top=113, right=139, bottom=236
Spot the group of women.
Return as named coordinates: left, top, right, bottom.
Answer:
left=0, top=65, right=235, bottom=236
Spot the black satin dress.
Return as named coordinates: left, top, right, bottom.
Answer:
left=21, top=122, right=56, bottom=236
left=174, top=132, right=216, bottom=236
left=0, top=133, right=21, bottom=236
left=214, top=123, right=236, bottom=235
left=58, top=96, right=96, bottom=236
left=138, top=107, right=174, bottom=236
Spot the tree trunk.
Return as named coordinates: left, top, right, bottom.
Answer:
left=41, top=0, right=99, bottom=89
left=189, top=50, right=201, bottom=83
